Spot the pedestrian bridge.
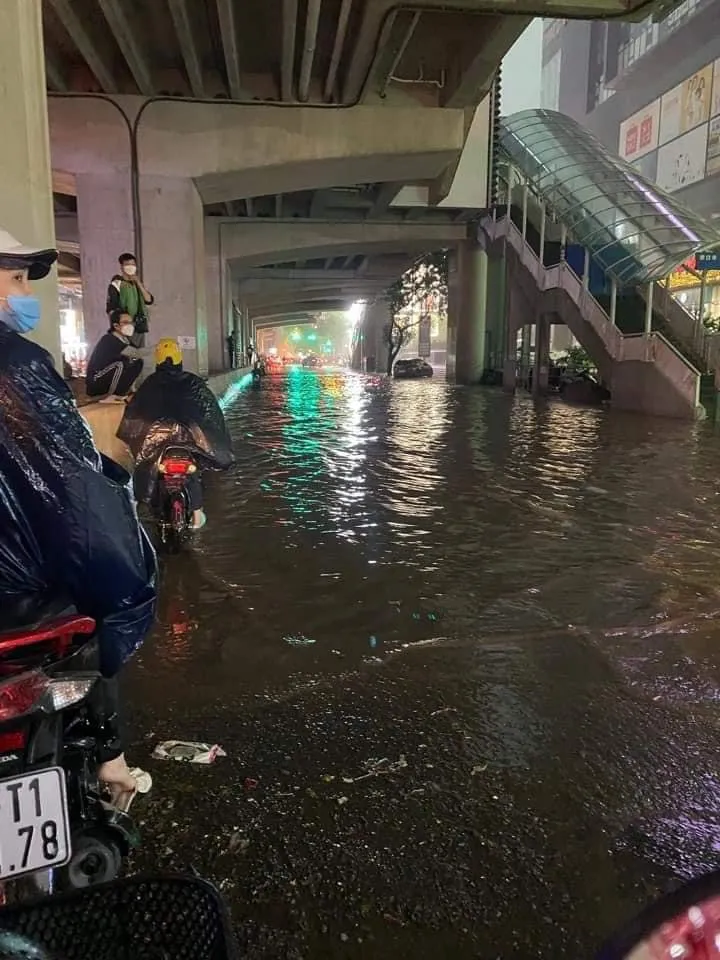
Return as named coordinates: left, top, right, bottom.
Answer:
left=481, top=109, right=720, bottom=420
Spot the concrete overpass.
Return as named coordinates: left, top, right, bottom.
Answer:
left=3, top=0, right=674, bottom=380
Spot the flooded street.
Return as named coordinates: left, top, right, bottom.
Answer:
left=127, top=369, right=720, bottom=958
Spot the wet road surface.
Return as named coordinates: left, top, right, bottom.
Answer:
left=127, top=368, right=720, bottom=958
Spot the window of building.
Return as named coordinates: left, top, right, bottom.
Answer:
left=541, top=51, right=562, bottom=111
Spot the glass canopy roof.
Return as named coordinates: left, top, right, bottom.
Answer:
left=498, top=109, right=720, bottom=286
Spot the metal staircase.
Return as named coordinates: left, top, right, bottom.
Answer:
left=481, top=215, right=704, bottom=419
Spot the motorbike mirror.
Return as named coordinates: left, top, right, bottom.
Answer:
left=597, top=869, right=720, bottom=960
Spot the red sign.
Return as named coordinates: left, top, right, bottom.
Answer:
left=639, top=116, right=654, bottom=148
left=672, top=255, right=697, bottom=273
left=625, top=125, right=639, bottom=156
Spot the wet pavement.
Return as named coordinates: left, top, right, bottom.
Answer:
left=126, top=368, right=720, bottom=958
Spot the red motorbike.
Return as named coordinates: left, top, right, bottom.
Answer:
left=0, top=602, right=138, bottom=900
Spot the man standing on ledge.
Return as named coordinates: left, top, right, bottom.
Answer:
left=106, top=252, right=154, bottom=348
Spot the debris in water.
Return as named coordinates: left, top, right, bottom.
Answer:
left=152, top=741, right=227, bottom=764
left=244, top=777, right=259, bottom=791
left=369, top=635, right=378, bottom=649
left=284, top=634, right=316, bottom=646
left=471, top=763, right=488, bottom=776
left=337, top=796, right=349, bottom=806
left=430, top=706, right=457, bottom=717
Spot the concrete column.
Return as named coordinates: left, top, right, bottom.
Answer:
left=521, top=182, right=529, bottom=241
left=609, top=277, right=617, bottom=325
left=644, top=282, right=653, bottom=335
left=454, top=240, right=488, bottom=385
left=506, top=166, right=514, bottom=220
left=76, top=174, right=134, bottom=349
left=364, top=300, right=390, bottom=373
left=582, top=248, right=590, bottom=290
left=140, top=177, right=208, bottom=375
left=538, top=203, right=546, bottom=266
left=0, top=0, right=60, bottom=364
left=533, top=315, right=551, bottom=395
left=204, top=218, right=229, bottom=373
left=520, top=325, right=531, bottom=390
left=560, top=224, right=567, bottom=262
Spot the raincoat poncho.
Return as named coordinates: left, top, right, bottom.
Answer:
left=117, top=365, right=234, bottom=501
left=0, top=323, right=157, bottom=676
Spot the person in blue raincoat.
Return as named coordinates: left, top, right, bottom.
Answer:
left=0, top=226, right=157, bottom=801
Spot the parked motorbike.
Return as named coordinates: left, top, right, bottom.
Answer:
left=153, top=444, right=200, bottom=553
left=0, top=602, right=138, bottom=901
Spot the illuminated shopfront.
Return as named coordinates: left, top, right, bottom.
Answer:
left=664, top=254, right=720, bottom=320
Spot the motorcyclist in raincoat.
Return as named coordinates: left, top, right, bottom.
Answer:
left=0, top=227, right=157, bottom=801
left=117, top=338, right=234, bottom=530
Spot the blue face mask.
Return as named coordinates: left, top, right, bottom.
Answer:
left=1, top=294, right=41, bottom=333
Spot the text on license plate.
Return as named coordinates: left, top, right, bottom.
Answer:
left=0, top=768, right=70, bottom=879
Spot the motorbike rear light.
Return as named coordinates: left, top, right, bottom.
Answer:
left=45, top=677, right=96, bottom=711
left=159, top=458, right=195, bottom=475
left=0, top=730, right=26, bottom=752
left=0, top=671, right=50, bottom=722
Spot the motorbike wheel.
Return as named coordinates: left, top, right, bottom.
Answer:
left=60, top=831, right=122, bottom=890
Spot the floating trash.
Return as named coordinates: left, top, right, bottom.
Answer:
left=284, top=634, right=316, bottom=646
left=152, top=740, right=227, bottom=764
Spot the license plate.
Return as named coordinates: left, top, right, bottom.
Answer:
left=0, top=768, right=70, bottom=880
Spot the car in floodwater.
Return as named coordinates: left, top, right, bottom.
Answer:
left=393, top=358, right=433, bottom=379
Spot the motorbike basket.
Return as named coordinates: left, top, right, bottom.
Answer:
left=0, top=875, right=238, bottom=960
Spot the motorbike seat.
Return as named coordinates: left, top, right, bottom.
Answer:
left=0, top=595, right=77, bottom=637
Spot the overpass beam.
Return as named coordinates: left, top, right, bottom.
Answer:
left=168, top=0, right=205, bottom=98
left=1, top=0, right=60, bottom=365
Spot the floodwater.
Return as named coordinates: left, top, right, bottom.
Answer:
left=127, top=368, right=720, bottom=958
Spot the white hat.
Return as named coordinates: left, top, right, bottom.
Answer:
left=0, top=228, right=57, bottom=280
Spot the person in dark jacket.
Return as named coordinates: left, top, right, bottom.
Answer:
left=86, top=310, right=144, bottom=401
left=106, top=253, right=153, bottom=348
left=0, top=227, right=157, bottom=802
left=118, top=338, right=234, bottom=531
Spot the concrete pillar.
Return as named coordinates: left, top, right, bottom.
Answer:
left=0, top=0, right=60, bottom=365
left=204, top=218, right=229, bottom=373
left=538, top=203, right=546, bottom=266
left=506, top=165, right=514, bottom=220
left=533, top=315, right=551, bottom=395
left=454, top=240, right=488, bottom=385
left=609, top=277, right=617, bottom=325
left=140, top=177, right=208, bottom=375
left=364, top=300, right=390, bottom=373
left=582, top=248, right=590, bottom=290
left=560, top=224, right=567, bottom=262
left=521, top=181, right=529, bottom=241
left=76, top=174, right=134, bottom=349
left=520, top=325, right=531, bottom=390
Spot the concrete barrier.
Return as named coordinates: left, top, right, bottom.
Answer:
left=80, top=366, right=251, bottom=465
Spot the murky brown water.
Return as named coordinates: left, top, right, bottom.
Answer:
left=127, top=369, right=720, bottom=958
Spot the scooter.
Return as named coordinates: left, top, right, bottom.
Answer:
left=0, top=603, right=139, bottom=901
left=153, top=444, right=200, bottom=553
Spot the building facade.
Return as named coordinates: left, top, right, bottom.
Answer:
left=541, top=2, right=720, bottom=318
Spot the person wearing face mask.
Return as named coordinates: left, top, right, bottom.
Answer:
left=86, top=310, right=144, bottom=402
left=0, top=226, right=157, bottom=803
left=106, top=253, right=153, bottom=349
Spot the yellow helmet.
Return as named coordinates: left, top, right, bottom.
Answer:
left=154, top=338, right=182, bottom=366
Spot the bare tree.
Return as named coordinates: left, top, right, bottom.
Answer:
left=382, top=251, right=448, bottom=375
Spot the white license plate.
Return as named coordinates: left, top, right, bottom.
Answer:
left=0, top=768, right=70, bottom=880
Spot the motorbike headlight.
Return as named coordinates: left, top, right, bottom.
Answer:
left=187, top=463, right=197, bottom=473
left=158, top=462, right=167, bottom=474
left=45, top=677, right=97, bottom=711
